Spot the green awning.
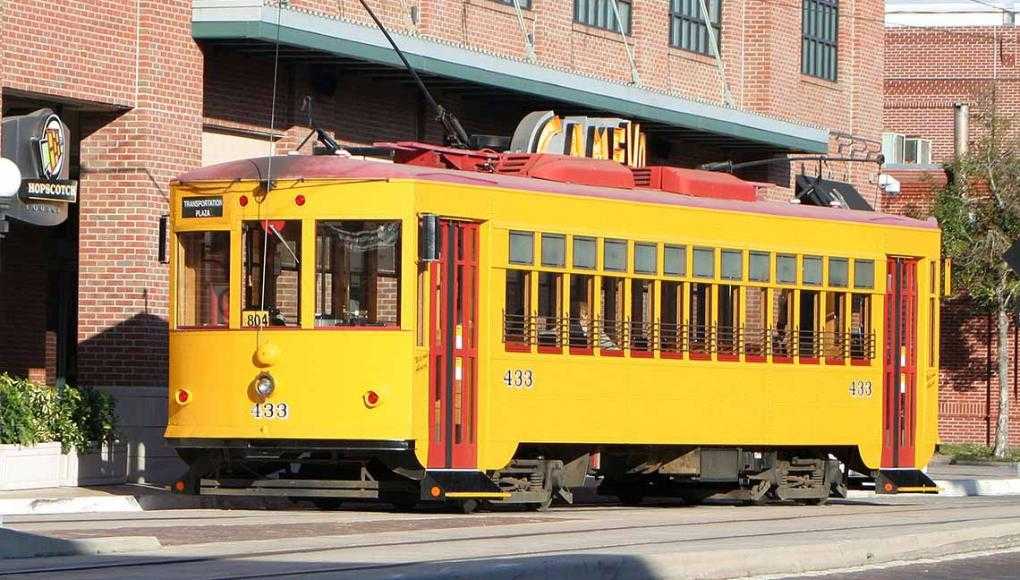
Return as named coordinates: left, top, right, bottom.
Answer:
left=192, top=1, right=829, bottom=153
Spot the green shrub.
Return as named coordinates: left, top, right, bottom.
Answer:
left=0, top=374, right=117, bottom=452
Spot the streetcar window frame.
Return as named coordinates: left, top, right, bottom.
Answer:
left=314, top=220, right=402, bottom=328
left=510, top=230, right=535, bottom=265
left=176, top=230, right=231, bottom=329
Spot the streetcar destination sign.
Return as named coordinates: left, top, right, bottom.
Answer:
left=182, top=196, right=224, bottom=218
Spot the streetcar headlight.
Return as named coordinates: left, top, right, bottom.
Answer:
left=255, top=374, right=275, bottom=398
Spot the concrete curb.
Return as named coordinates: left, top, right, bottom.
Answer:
left=0, top=495, right=142, bottom=516
left=847, top=477, right=1020, bottom=498
left=933, top=478, right=1020, bottom=497
left=381, top=524, right=1020, bottom=580
left=0, top=529, right=160, bottom=560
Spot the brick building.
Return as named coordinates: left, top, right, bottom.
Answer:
left=1, top=0, right=886, bottom=482
left=884, top=1, right=1020, bottom=445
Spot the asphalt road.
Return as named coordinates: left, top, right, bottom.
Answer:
left=3, top=495, right=1020, bottom=579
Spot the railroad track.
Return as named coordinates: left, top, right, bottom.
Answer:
left=4, top=498, right=1020, bottom=579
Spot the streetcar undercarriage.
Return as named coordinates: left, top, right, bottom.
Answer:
left=170, top=440, right=931, bottom=510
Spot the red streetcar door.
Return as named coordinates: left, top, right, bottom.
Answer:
left=882, top=257, right=919, bottom=468
left=427, top=220, right=480, bottom=469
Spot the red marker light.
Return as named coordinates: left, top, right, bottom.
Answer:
left=294, top=194, right=306, bottom=206
left=176, top=389, right=190, bottom=404
left=174, top=480, right=186, bottom=492
left=239, top=195, right=249, bottom=207
left=364, top=390, right=380, bottom=407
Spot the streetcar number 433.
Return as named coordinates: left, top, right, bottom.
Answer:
left=251, top=402, right=289, bottom=419
left=503, top=369, right=534, bottom=389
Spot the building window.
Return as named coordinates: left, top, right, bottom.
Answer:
left=493, top=0, right=531, bottom=8
left=245, top=220, right=302, bottom=327
left=670, top=0, right=722, bottom=56
left=802, top=0, right=838, bottom=81
left=177, top=231, right=230, bottom=328
left=315, top=220, right=400, bottom=327
left=574, top=0, right=632, bottom=35
left=882, top=133, right=932, bottom=165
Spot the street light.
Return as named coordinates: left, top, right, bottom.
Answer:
left=0, top=157, right=21, bottom=198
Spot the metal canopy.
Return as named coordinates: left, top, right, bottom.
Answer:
left=192, top=1, right=829, bottom=155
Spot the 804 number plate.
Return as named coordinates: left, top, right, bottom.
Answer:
left=251, top=402, right=289, bottom=419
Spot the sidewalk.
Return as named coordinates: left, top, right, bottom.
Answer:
left=926, top=453, right=1020, bottom=497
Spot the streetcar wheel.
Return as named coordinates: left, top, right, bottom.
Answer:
left=391, top=499, right=418, bottom=512
left=527, top=491, right=555, bottom=512
left=800, top=497, right=830, bottom=506
left=458, top=499, right=480, bottom=514
left=308, top=498, right=344, bottom=510
left=616, top=491, right=645, bottom=507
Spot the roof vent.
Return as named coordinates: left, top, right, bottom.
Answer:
left=633, top=166, right=758, bottom=202
left=494, top=154, right=636, bottom=189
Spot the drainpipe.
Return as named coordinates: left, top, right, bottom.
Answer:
left=954, top=102, right=969, bottom=159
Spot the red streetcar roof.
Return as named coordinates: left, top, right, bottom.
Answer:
left=175, top=155, right=937, bottom=230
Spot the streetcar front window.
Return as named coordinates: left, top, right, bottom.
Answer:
left=177, top=231, right=230, bottom=328
left=243, top=220, right=302, bottom=327
left=315, top=220, right=401, bottom=327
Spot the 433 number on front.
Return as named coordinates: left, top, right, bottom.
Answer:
left=251, top=402, right=289, bottom=419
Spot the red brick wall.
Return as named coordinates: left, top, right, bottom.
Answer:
left=884, top=27, right=1020, bottom=446
left=885, top=26, right=1020, bottom=164
left=2, top=0, right=203, bottom=387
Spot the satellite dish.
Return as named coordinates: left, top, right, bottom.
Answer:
left=0, top=158, right=22, bottom=198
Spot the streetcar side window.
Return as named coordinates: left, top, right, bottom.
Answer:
left=850, top=294, right=872, bottom=361
left=315, top=220, right=401, bottom=327
left=243, top=220, right=302, bottom=327
left=744, top=287, right=767, bottom=358
left=600, top=276, right=624, bottom=350
left=660, top=281, right=684, bottom=354
left=177, top=231, right=230, bottom=328
left=569, top=274, right=594, bottom=350
left=689, top=282, right=712, bottom=355
left=772, top=288, right=794, bottom=359
left=799, top=289, right=820, bottom=361
left=630, top=279, right=654, bottom=354
left=824, top=291, right=846, bottom=361
left=537, top=272, right=563, bottom=348
left=717, top=284, right=740, bottom=358
left=504, top=269, right=531, bottom=346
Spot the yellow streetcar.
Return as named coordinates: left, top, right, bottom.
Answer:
left=166, top=140, right=943, bottom=509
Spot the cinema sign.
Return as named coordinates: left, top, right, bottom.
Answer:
left=0, top=108, right=78, bottom=227
left=510, top=111, right=648, bottom=168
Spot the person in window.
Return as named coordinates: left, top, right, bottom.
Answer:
left=594, top=307, right=619, bottom=350
left=217, top=289, right=230, bottom=326
left=569, top=301, right=593, bottom=348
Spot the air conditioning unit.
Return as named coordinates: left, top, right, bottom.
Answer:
left=882, top=133, right=905, bottom=164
